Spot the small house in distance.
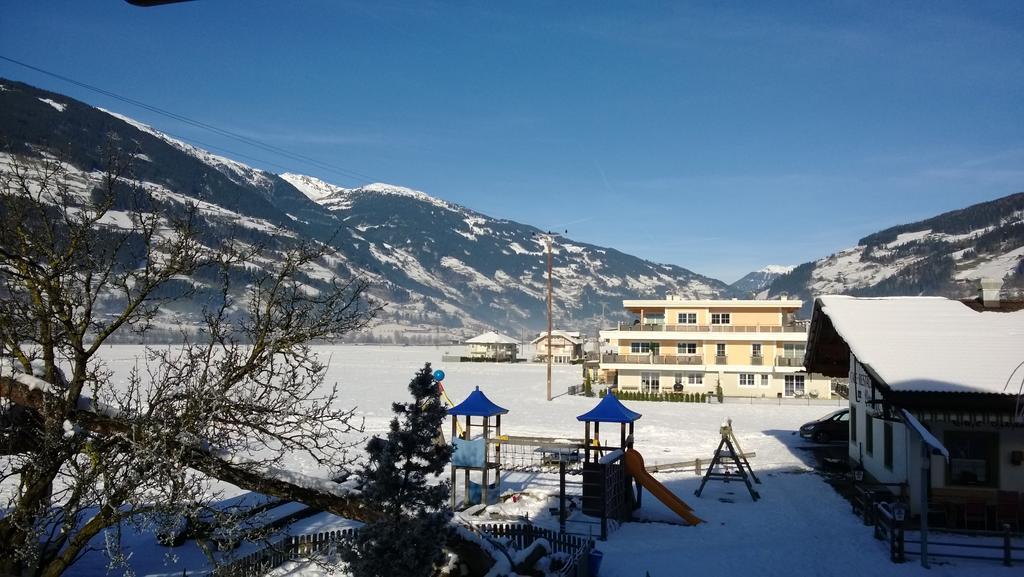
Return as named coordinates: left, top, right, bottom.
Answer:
left=531, top=330, right=584, bottom=364
left=804, top=292, right=1024, bottom=519
left=464, top=331, right=519, bottom=362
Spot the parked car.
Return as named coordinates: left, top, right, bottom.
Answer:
left=799, top=408, right=850, bottom=443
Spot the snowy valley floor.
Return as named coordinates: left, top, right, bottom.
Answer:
left=72, top=345, right=1016, bottom=576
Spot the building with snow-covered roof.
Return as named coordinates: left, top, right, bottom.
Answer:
left=599, top=296, right=832, bottom=399
left=464, top=331, right=519, bottom=362
left=805, top=293, right=1024, bottom=519
left=531, top=330, right=584, bottom=364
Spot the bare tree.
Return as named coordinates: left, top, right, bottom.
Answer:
left=0, top=150, right=382, bottom=576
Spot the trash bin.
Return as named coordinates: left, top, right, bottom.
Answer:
left=587, top=550, right=603, bottom=576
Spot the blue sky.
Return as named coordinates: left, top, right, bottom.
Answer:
left=2, top=1, right=1022, bottom=283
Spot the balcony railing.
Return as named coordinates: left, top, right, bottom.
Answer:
left=600, top=354, right=703, bottom=365
left=616, top=323, right=805, bottom=333
left=751, top=355, right=763, bottom=365
left=714, top=355, right=728, bottom=365
left=776, top=356, right=804, bottom=367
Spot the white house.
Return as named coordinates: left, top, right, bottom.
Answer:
left=464, top=331, right=519, bottom=362
left=531, top=330, right=584, bottom=364
left=805, top=294, right=1024, bottom=522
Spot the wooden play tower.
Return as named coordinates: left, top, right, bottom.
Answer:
left=448, top=386, right=508, bottom=509
left=576, top=393, right=641, bottom=539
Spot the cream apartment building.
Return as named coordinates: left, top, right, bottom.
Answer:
left=599, top=296, right=832, bottom=399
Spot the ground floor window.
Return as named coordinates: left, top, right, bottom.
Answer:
left=641, top=371, right=660, bottom=393
left=739, top=373, right=756, bottom=387
left=945, top=430, right=999, bottom=487
left=883, top=422, right=893, bottom=470
left=674, top=373, right=684, bottom=386
left=784, top=374, right=805, bottom=396
left=760, top=374, right=769, bottom=387
left=687, top=372, right=704, bottom=386
left=865, top=414, right=874, bottom=455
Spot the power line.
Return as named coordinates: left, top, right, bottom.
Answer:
left=0, top=54, right=381, bottom=186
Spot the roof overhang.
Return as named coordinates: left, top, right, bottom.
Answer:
left=803, top=298, right=852, bottom=378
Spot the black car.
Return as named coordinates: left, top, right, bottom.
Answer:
left=799, top=408, right=850, bottom=443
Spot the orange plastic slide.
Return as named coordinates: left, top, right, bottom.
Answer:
left=623, top=449, right=704, bottom=525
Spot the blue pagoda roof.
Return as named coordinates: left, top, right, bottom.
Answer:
left=448, top=387, right=509, bottom=417
left=576, top=393, right=642, bottom=423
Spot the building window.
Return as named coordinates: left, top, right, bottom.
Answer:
left=739, top=374, right=756, bottom=387
left=716, top=343, right=726, bottom=357
left=644, top=313, right=665, bottom=325
left=945, top=431, right=998, bottom=487
left=687, top=373, right=704, bottom=386
left=674, top=373, right=684, bottom=386
left=641, top=372, right=660, bottom=393
left=783, top=343, right=806, bottom=359
left=865, top=414, right=874, bottom=455
left=711, top=313, right=731, bottom=325
left=851, top=406, right=858, bottom=442
left=677, top=342, right=697, bottom=355
left=760, top=374, right=769, bottom=387
left=784, top=374, right=805, bottom=396
left=751, top=343, right=762, bottom=358
left=677, top=312, right=697, bottom=324
left=883, top=422, right=893, bottom=470
left=630, top=342, right=652, bottom=354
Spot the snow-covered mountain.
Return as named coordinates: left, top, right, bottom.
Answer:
left=730, top=265, right=795, bottom=297
left=0, top=79, right=734, bottom=338
left=767, top=194, right=1024, bottom=314
left=276, top=172, right=731, bottom=332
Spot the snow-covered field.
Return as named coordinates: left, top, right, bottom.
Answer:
left=74, top=345, right=1014, bottom=576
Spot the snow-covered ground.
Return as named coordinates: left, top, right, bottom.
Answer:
left=70, top=345, right=1016, bottom=576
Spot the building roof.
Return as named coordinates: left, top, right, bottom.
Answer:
left=530, top=330, right=583, bottom=345
left=448, top=387, right=509, bottom=417
left=622, top=298, right=803, bottom=309
left=576, top=393, right=642, bottom=423
left=465, top=331, right=518, bottom=345
left=806, top=296, right=1024, bottom=395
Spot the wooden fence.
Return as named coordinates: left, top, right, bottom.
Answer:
left=473, top=522, right=595, bottom=576
left=210, top=523, right=593, bottom=577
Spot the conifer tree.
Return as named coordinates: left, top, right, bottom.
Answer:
left=342, top=363, right=453, bottom=577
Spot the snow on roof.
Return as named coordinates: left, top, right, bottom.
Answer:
left=817, top=295, right=1024, bottom=394
left=465, top=331, right=518, bottom=345
left=530, top=330, right=583, bottom=345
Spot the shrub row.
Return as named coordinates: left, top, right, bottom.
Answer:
left=599, top=389, right=708, bottom=403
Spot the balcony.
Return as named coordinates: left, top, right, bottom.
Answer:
left=601, top=353, right=704, bottom=366
left=714, top=355, right=728, bottom=365
left=751, top=355, right=763, bottom=365
left=616, top=323, right=805, bottom=333
left=776, top=356, right=804, bottom=367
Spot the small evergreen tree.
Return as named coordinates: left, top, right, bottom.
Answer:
left=583, top=371, right=594, bottom=397
left=341, top=364, right=453, bottom=577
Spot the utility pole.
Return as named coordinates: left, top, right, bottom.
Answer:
left=545, top=234, right=553, bottom=402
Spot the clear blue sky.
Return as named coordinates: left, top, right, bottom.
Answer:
left=2, top=1, right=1022, bottom=283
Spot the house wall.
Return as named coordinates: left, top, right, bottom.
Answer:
left=846, top=354, right=1024, bottom=514
left=615, top=368, right=830, bottom=398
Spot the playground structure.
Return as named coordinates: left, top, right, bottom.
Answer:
left=447, top=386, right=507, bottom=509
left=441, top=373, right=708, bottom=538
left=694, top=418, right=761, bottom=501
